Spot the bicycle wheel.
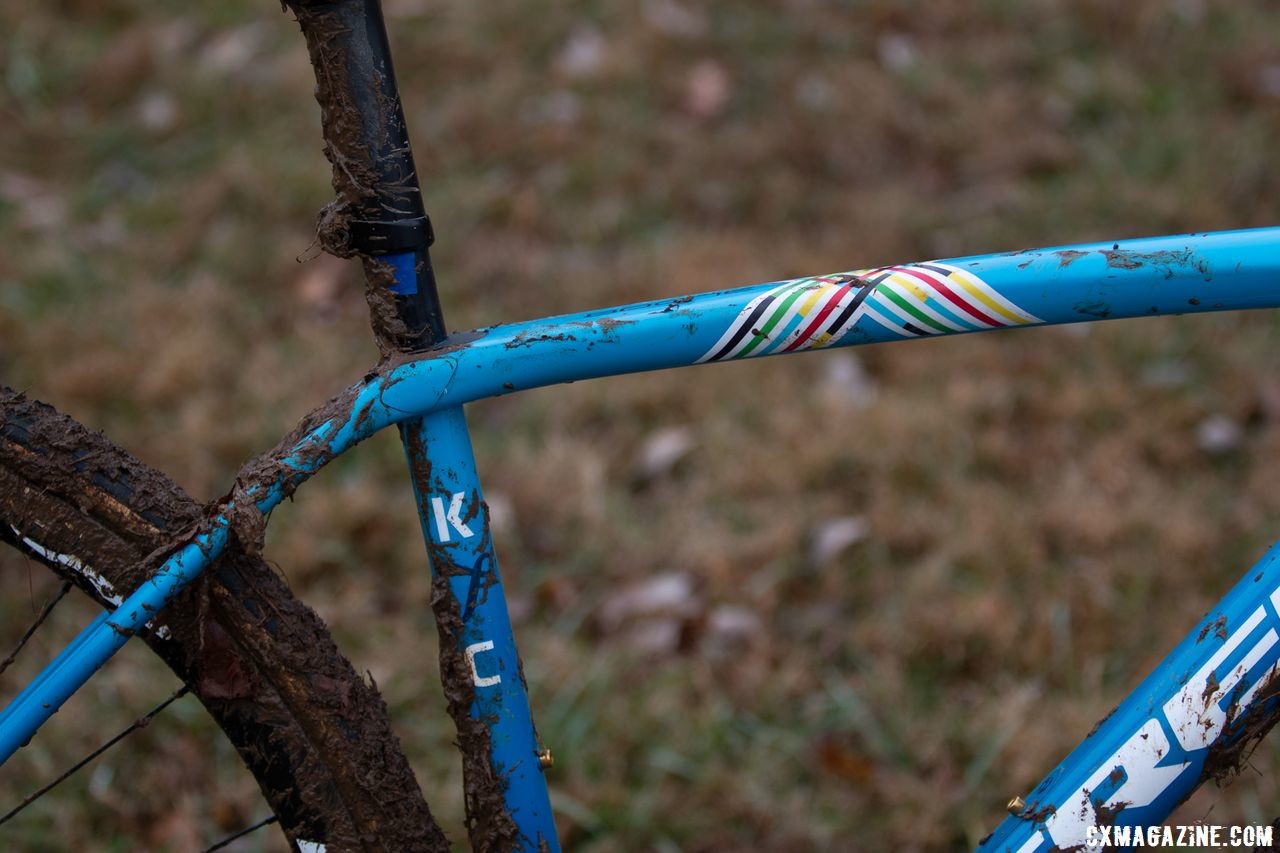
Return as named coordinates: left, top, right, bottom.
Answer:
left=0, top=387, right=448, bottom=851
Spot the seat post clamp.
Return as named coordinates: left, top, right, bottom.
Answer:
left=348, top=216, right=435, bottom=256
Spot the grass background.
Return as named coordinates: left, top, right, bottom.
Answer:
left=3, top=0, right=1280, bottom=849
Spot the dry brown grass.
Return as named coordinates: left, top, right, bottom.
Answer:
left=3, top=0, right=1280, bottom=849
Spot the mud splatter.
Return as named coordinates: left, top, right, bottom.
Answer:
left=504, top=331, right=574, bottom=350
left=1198, top=615, right=1229, bottom=643
left=286, top=2, right=379, bottom=257
left=285, top=1, right=427, bottom=356
left=226, top=486, right=267, bottom=556
left=1202, top=670, right=1221, bottom=707
left=362, top=255, right=415, bottom=356
left=1086, top=705, right=1118, bottom=739
left=1101, top=247, right=1211, bottom=278
left=1102, top=250, right=1143, bottom=270
left=1092, top=795, right=1126, bottom=827
left=1073, top=301, right=1111, bottom=319
left=0, top=388, right=448, bottom=850
left=430, top=573, right=523, bottom=850
left=402, top=423, right=524, bottom=848
left=1020, top=801, right=1056, bottom=823
left=1202, top=666, right=1280, bottom=784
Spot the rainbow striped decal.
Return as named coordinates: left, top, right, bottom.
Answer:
left=698, top=263, right=1042, bottom=362
left=697, top=274, right=873, bottom=363
left=855, top=262, right=1042, bottom=338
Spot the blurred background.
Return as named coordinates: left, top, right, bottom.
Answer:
left=3, top=0, right=1280, bottom=849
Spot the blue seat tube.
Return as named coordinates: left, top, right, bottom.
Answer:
left=399, top=409, right=559, bottom=851
left=382, top=249, right=558, bottom=849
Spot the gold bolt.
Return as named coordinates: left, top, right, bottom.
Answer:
left=1006, top=796, right=1026, bottom=815
left=538, top=748, right=554, bottom=770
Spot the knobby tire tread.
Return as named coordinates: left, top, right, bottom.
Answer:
left=0, top=388, right=449, bottom=852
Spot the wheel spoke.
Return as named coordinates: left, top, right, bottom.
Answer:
left=0, top=579, right=72, bottom=677
left=203, top=814, right=279, bottom=852
left=0, top=684, right=191, bottom=826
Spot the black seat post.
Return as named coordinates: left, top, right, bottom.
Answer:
left=288, top=0, right=445, bottom=351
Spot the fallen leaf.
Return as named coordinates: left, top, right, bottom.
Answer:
left=636, top=426, right=695, bottom=479
left=810, top=516, right=869, bottom=566
left=684, top=60, right=731, bottom=119
left=556, top=24, right=606, bottom=79
left=599, top=572, right=699, bottom=629
left=1196, top=414, right=1242, bottom=455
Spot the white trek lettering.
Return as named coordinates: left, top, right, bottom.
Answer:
left=1163, top=606, right=1277, bottom=751
left=1021, top=580, right=1280, bottom=851
left=431, top=492, right=475, bottom=542
left=465, top=640, right=501, bottom=687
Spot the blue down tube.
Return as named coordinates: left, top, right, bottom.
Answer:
left=389, top=253, right=557, bottom=850
left=979, top=542, right=1280, bottom=852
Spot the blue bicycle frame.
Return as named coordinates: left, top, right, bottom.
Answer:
left=2, top=226, right=1280, bottom=850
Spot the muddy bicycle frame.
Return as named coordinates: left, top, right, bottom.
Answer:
left=5, top=3, right=1280, bottom=851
